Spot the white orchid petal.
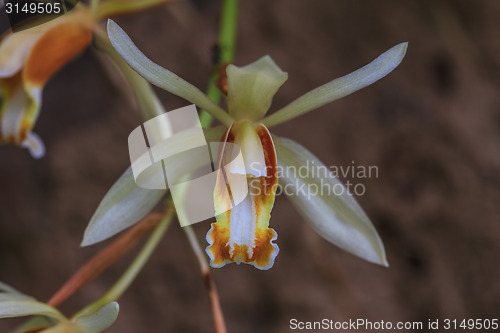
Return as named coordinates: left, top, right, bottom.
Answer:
left=230, top=121, right=267, bottom=176
left=263, top=43, right=408, bottom=128
left=73, top=302, right=119, bottom=333
left=226, top=55, right=288, bottom=120
left=83, top=126, right=215, bottom=245
left=0, top=29, right=41, bottom=77
left=81, top=166, right=165, bottom=246
left=274, top=137, right=388, bottom=266
left=208, top=124, right=279, bottom=270
left=0, top=300, right=65, bottom=321
left=21, top=132, right=45, bottom=159
left=107, top=20, right=234, bottom=126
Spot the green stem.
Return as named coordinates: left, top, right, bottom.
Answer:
left=183, top=226, right=209, bottom=272
left=218, top=0, right=239, bottom=64
left=90, top=0, right=100, bottom=19
left=73, top=209, right=175, bottom=319
left=199, top=0, right=239, bottom=128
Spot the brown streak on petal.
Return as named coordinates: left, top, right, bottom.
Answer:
left=215, top=63, right=229, bottom=96
left=6, top=134, right=17, bottom=145
left=255, top=123, right=278, bottom=210
left=0, top=72, right=22, bottom=98
left=18, top=117, right=33, bottom=143
left=23, top=22, right=92, bottom=87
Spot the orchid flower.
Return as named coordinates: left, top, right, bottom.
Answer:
left=0, top=281, right=119, bottom=333
left=0, top=0, right=172, bottom=158
left=104, top=20, right=407, bottom=269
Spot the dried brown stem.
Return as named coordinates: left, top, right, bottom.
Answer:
left=47, top=212, right=165, bottom=307
left=183, top=225, right=227, bottom=333
left=203, top=269, right=227, bottom=333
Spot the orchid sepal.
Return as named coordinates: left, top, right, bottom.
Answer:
left=107, top=19, right=234, bottom=126
left=274, top=136, right=388, bottom=266
left=226, top=56, right=288, bottom=121
left=262, top=42, right=408, bottom=128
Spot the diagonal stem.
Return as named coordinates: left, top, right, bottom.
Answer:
left=72, top=207, right=175, bottom=319
left=90, top=0, right=100, bottom=19
left=183, top=226, right=226, bottom=333
left=47, top=212, right=165, bottom=307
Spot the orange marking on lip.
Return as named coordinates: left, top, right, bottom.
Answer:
left=206, top=223, right=231, bottom=267
left=207, top=123, right=280, bottom=269
left=207, top=223, right=277, bottom=267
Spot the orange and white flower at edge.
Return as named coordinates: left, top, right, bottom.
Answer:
left=0, top=8, right=94, bottom=158
left=0, top=0, right=173, bottom=159
left=106, top=19, right=408, bottom=270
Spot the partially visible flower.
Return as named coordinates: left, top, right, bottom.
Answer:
left=0, top=0, right=172, bottom=158
left=106, top=20, right=407, bottom=269
left=0, top=281, right=119, bottom=333
left=0, top=7, right=93, bottom=158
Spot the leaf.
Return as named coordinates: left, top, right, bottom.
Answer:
left=73, top=302, right=119, bottom=333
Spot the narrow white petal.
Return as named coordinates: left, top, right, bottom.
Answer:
left=107, top=20, right=234, bottom=126
left=0, top=300, right=65, bottom=320
left=0, top=29, right=41, bottom=77
left=82, top=131, right=214, bottom=245
left=263, top=43, right=408, bottom=128
left=81, top=166, right=165, bottom=246
left=274, top=137, right=388, bottom=266
left=21, top=132, right=45, bottom=159
left=230, top=121, right=267, bottom=176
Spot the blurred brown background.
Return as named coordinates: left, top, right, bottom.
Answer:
left=1, top=0, right=499, bottom=332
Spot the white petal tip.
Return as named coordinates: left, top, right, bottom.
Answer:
left=22, top=133, right=45, bottom=159
left=396, top=41, right=409, bottom=57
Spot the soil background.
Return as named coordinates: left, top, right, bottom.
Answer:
left=1, top=0, right=499, bottom=332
